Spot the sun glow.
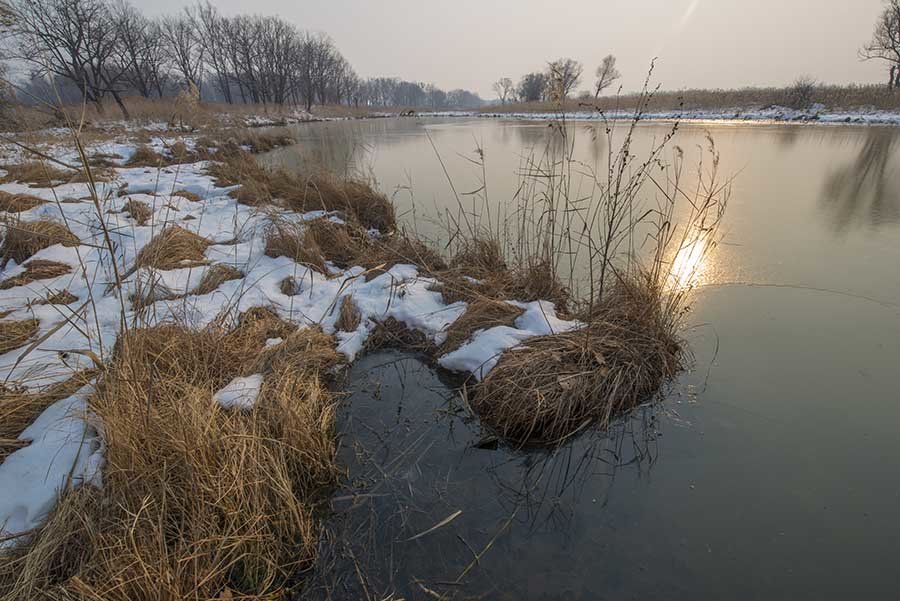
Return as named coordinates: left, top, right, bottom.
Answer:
left=668, top=237, right=710, bottom=290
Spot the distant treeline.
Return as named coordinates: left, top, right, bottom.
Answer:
left=3, top=0, right=484, bottom=117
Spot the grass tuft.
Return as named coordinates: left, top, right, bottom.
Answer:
left=0, top=191, right=45, bottom=213
left=0, top=259, right=72, bottom=290
left=0, top=318, right=40, bottom=355
left=122, top=199, right=152, bottom=226
left=193, top=264, right=244, bottom=296
left=0, top=219, right=80, bottom=266
left=134, top=226, right=210, bottom=270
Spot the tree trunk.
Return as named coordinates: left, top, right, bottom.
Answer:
left=111, top=91, right=131, bottom=120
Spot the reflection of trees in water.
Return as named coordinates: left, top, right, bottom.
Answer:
left=823, top=129, right=900, bottom=233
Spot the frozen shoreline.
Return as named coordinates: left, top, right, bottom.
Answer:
left=409, top=106, right=900, bottom=126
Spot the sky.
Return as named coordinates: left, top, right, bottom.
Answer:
left=143, top=0, right=890, bottom=98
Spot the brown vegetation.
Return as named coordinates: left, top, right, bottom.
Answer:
left=208, top=151, right=396, bottom=232
left=0, top=372, right=95, bottom=461
left=134, top=226, right=210, bottom=270
left=0, top=191, right=45, bottom=213
left=474, top=275, right=683, bottom=445
left=333, top=296, right=361, bottom=332
left=0, top=318, right=40, bottom=355
left=122, top=198, right=152, bottom=225
left=0, top=259, right=72, bottom=290
left=1, top=162, right=75, bottom=188
left=0, top=219, right=80, bottom=266
left=0, top=318, right=341, bottom=599
left=440, top=299, right=524, bottom=354
left=193, top=263, right=244, bottom=295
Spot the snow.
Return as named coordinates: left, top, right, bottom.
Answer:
left=439, top=301, right=584, bottom=381
left=0, top=135, right=578, bottom=546
left=0, top=384, right=103, bottom=548
left=214, top=374, right=265, bottom=410
left=416, top=106, right=900, bottom=126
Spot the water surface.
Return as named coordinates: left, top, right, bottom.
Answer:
left=272, top=119, right=900, bottom=599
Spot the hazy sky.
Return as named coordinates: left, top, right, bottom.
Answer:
left=144, top=0, right=889, bottom=98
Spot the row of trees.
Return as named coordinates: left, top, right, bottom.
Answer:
left=493, top=55, right=621, bottom=104
left=3, top=0, right=482, bottom=117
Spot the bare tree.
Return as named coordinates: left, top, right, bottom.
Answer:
left=861, top=0, right=900, bottom=89
left=8, top=0, right=131, bottom=117
left=594, top=54, right=621, bottom=98
left=160, top=10, right=205, bottom=97
left=195, top=1, right=233, bottom=103
left=112, top=0, right=168, bottom=98
left=492, top=77, right=515, bottom=104
left=546, top=58, right=582, bottom=100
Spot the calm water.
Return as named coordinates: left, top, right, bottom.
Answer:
left=270, top=119, right=900, bottom=599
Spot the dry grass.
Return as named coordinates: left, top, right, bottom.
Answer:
left=0, top=371, right=95, bottom=461
left=438, top=245, right=569, bottom=313
left=333, top=296, right=361, bottom=332
left=134, top=226, right=210, bottom=270
left=38, top=289, right=79, bottom=305
left=0, top=259, right=72, bottom=290
left=172, top=189, right=202, bottom=202
left=0, top=191, right=45, bottom=213
left=208, top=151, right=396, bottom=232
left=193, top=263, right=244, bottom=296
left=364, top=317, right=433, bottom=353
left=122, top=198, right=152, bottom=225
left=440, top=299, right=524, bottom=354
left=123, top=144, right=166, bottom=167
left=473, top=275, right=683, bottom=446
left=1, top=162, right=76, bottom=188
left=0, top=219, right=80, bottom=266
left=302, top=218, right=366, bottom=269
left=0, top=317, right=342, bottom=600
left=0, top=318, right=40, bottom=355
left=264, top=220, right=327, bottom=273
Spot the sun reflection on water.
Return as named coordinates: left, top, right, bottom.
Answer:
left=668, top=237, right=711, bottom=290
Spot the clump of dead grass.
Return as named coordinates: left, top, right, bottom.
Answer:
left=193, top=263, right=244, bottom=295
left=0, top=318, right=39, bottom=355
left=122, top=199, right=152, bottom=225
left=0, top=219, right=80, bottom=267
left=0, top=191, right=44, bottom=213
left=0, top=371, right=95, bottom=461
left=172, top=189, right=201, bottom=202
left=207, top=151, right=396, bottom=232
left=0, top=317, right=342, bottom=600
left=264, top=220, right=326, bottom=272
left=0, top=259, right=72, bottom=290
left=1, top=162, right=75, bottom=187
left=333, top=296, right=361, bottom=332
left=364, top=317, right=433, bottom=353
left=124, top=144, right=166, bottom=167
left=134, top=226, right=210, bottom=270
left=473, top=274, right=683, bottom=446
